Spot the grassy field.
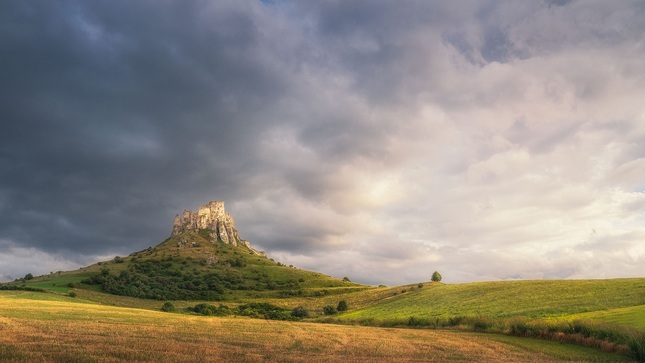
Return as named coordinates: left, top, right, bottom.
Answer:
left=0, top=291, right=632, bottom=363
left=569, top=305, right=645, bottom=330
left=7, top=241, right=645, bottom=362
left=337, top=278, right=645, bottom=321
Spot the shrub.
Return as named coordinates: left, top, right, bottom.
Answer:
left=408, top=316, right=422, bottom=327
left=291, top=306, right=309, bottom=318
left=447, top=316, right=465, bottom=326
left=627, top=333, right=645, bottom=361
left=509, top=319, right=530, bottom=336
left=337, top=300, right=348, bottom=312
left=237, top=303, right=289, bottom=320
left=191, top=303, right=231, bottom=316
left=160, top=302, right=176, bottom=312
left=323, top=305, right=337, bottom=315
left=68, top=292, right=77, bottom=298
left=471, top=317, right=494, bottom=331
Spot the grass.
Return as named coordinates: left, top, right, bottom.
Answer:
left=5, top=230, right=645, bottom=361
left=19, top=274, right=93, bottom=293
left=16, top=231, right=367, bottom=302
left=337, top=279, right=645, bottom=321
left=0, top=291, right=631, bottom=362
left=485, top=333, right=633, bottom=362
left=568, top=305, right=645, bottom=331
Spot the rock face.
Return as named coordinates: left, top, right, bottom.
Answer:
left=171, top=201, right=261, bottom=254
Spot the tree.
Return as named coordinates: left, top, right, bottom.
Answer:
left=161, top=302, right=176, bottom=312
left=337, top=300, right=348, bottom=312
left=24, top=273, right=34, bottom=281
left=291, top=306, right=309, bottom=318
left=431, top=271, right=442, bottom=282
left=323, top=305, right=337, bottom=315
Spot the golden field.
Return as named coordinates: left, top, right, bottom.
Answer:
left=0, top=291, right=632, bottom=362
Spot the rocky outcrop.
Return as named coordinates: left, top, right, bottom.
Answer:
left=171, top=201, right=263, bottom=255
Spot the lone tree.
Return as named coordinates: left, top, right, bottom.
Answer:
left=431, top=271, right=442, bottom=282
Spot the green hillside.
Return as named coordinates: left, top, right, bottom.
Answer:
left=14, top=229, right=366, bottom=303
left=5, top=260, right=645, bottom=360
left=5, top=226, right=645, bottom=360
left=570, top=304, right=645, bottom=331
left=337, top=278, right=645, bottom=321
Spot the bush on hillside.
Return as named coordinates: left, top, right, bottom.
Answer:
left=323, top=305, right=337, bottom=315
left=187, top=302, right=297, bottom=320
left=0, top=285, right=47, bottom=292
left=190, top=303, right=230, bottom=316
left=160, top=302, right=176, bottom=312
left=82, top=256, right=307, bottom=301
left=291, top=306, right=309, bottom=318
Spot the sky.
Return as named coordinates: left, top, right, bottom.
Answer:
left=1, top=1, right=645, bottom=285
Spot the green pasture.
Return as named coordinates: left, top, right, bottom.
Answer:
left=338, top=278, right=645, bottom=321
left=569, top=304, right=645, bottom=330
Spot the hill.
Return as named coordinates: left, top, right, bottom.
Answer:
left=3, top=200, right=644, bottom=360
left=13, top=201, right=366, bottom=303
left=20, top=229, right=364, bottom=303
left=337, top=278, right=645, bottom=322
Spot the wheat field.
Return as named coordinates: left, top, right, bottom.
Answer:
left=0, top=291, right=631, bottom=362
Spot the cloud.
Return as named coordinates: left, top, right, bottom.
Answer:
left=1, top=1, right=644, bottom=284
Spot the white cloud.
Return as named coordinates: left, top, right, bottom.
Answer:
left=0, top=241, right=87, bottom=282
left=2, top=1, right=645, bottom=285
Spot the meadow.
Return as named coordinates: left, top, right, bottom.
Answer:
left=0, top=290, right=632, bottom=363
left=338, top=278, right=645, bottom=321
left=6, top=234, right=645, bottom=362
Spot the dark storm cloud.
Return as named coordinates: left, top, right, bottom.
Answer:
left=2, top=1, right=645, bottom=284
left=0, top=1, right=293, bottom=258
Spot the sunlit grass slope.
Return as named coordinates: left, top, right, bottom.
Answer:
left=338, top=278, right=645, bottom=321
left=0, top=291, right=631, bottom=363
left=18, top=229, right=368, bottom=302
left=570, top=304, right=645, bottom=330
